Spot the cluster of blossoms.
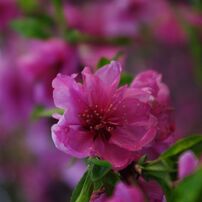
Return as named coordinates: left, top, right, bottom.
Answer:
left=52, top=61, right=174, bottom=170
left=1, top=0, right=202, bottom=201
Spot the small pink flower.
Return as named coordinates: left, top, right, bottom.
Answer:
left=178, top=151, right=198, bottom=179
left=52, top=61, right=157, bottom=169
left=91, top=182, right=145, bottom=202
left=17, top=38, right=79, bottom=106
left=107, top=182, right=145, bottom=202
left=131, top=70, right=175, bottom=141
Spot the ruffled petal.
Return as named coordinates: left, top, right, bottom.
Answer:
left=95, top=61, right=122, bottom=87
left=110, top=119, right=157, bottom=151
left=52, top=117, right=93, bottom=158
left=131, top=70, right=160, bottom=97
left=52, top=73, right=76, bottom=109
left=82, top=67, right=115, bottom=110
left=93, top=139, right=133, bottom=170
left=53, top=73, right=88, bottom=124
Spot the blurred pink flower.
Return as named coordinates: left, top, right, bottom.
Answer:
left=65, top=0, right=144, bottom=37
left=91, top=182, right=145, bottom=202
left=106, top=182, right=145, bottom=202
left=0, top=0, right=18, bottom=30
left=52, top=61, right=157, bottom=169
left=178, top=151, right=199, bottom=179
left=21, top=121, right=86, bottom=202
left=0, top=57, right=33, bottom=136
left=65, top=0, right=200, bottom=44
left=17, top=38, right=79, bottom=106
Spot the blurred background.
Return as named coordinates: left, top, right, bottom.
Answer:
left=0, top=0, right=202, bottom=201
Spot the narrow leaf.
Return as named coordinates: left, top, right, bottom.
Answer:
left=71, top=170, right=93, bottom=202
left=32, top=106, right=64, bottom=119
left=161, top=135, right=202, bottom=160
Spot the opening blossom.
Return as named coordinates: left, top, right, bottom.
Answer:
left=51, top=61, right=173, bottom=169
left=178, top=150, right=199, bottom=180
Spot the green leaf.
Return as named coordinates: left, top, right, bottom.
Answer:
left=88, top=158, right=112, bottom=182
left=142, top=160, right=174, bottom=201
left=71, top=170, right=93, bottom=202
left=87, top=158, right=119, bottom=195
left=97, top=57, right=111, bottom=69
left=111, top=37, right=131, bottom=45
left=137, top=155, right=147, bottom=165
left=141, top=135, right=202, bottom=201
left=11, top=17, right=52, bottom=39
left=88, top=158, right=111, bottom=168
left=170, top=168, right=202, bottom=202
left=91, top=164, right=112, bottom=182
left=65, top=29, right=82, bottom=43
left=192, top=0, right=202, bottom=11
left=52, top=0, right=62, bottom=8
left=102, top=171, right=120, bottom=196
left=32, top=106, right=64, bottom=119
left=70, top=171, right=88, bottom=202
left=18, top=0, right=39, bottom=13
left=160, top=135, right=202, bottom=160
left=120, top=72, right=133, bottom=85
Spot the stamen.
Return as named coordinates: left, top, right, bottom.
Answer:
left=80, top=105, right=116, bottom=142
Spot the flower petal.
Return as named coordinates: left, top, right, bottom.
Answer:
left=131, top=70, right=160, bottom=97
left=82, top=66, right=115, bottom=110
left=52, top=73, right=76, bottom=109
left=108, top=182, right=145, bottom=202
left=95, top=61, right=122, bottom=87
left=53, top=73, right=88, bottom=124
left=92, top=139, right=133, bottom=170
left=110, top=120, right=157, bottom=151
left=52, top=117, right=93, bottom=158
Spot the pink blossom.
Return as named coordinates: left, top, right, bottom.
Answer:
left=17, top=38, right=79, bottom=106
left=0, top=56, right=33, bottom=136
left=91, top=182, right=145, bottom=202
left=64, top=1, right=143, bottom=37
left=178, top=151, right=199, bottom=179
left=0, top=0, right=18, bottom=30
left=131, top=70, right=175, bottom=142
left=52, top=61, right=157, bottom=169
left=107, top=182, right=145, bottom=202
left=64, top=0, right=191, bottom=44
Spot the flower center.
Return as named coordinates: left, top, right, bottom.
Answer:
left=79, top=105, right=115, bottom=141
